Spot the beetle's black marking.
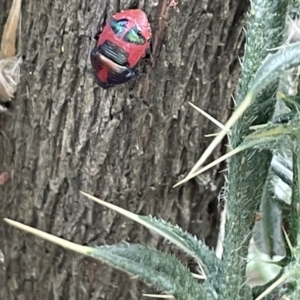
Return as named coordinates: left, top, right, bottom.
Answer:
left=90, top=47, right=101, bottom=68
left=94, top=32, right=100, bottom=40
left=99, top=41, right=129, bottom=66
left=90, top=46, right=137, bottom=88
left=109, top=67, right=135, bottom=83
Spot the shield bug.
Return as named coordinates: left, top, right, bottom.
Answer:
left=91, top=9, right=152, bottom=89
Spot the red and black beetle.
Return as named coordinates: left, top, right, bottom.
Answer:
left=91, top=9, right=152, bottom=89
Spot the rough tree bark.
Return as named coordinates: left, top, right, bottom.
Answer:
left=0, top=0, right=247, bottom=299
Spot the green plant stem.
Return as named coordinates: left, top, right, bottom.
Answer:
left=219, top=0, right=287, bottom=298
left=291, top=150, right=300, bottom=249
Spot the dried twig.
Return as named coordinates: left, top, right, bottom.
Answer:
left=0, top=0, right=22, bottom=103
left=0, top=0, right=22, bottom=58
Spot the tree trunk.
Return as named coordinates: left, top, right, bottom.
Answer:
left=0, top=1, right=247, bottom=299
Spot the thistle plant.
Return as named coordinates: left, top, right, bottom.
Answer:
left=4, top=1, right=300, bottom=299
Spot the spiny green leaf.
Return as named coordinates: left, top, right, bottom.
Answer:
left=249, top=42, right=300, bottom=96
left=245, top=117, right=300, bottom=152
left=90, top=244, right=208, bottom=300
left=139, top=216, right=221, bottom=275
left=175, top=42, right=300, bottom=186
left=4, top=218, right=209, bottom=300
left=80, top=191, right=219, bottom=274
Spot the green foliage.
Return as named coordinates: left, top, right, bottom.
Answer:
left=79, top=191, right=221, bottom=276
left=90, top=244, right=207, bottom=300
left=4, top=218, right=207, bottom=299
left=139, top=216, right=222, bottom=276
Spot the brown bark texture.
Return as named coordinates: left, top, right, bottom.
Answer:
left=0, top=0, right=247, bottom=299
